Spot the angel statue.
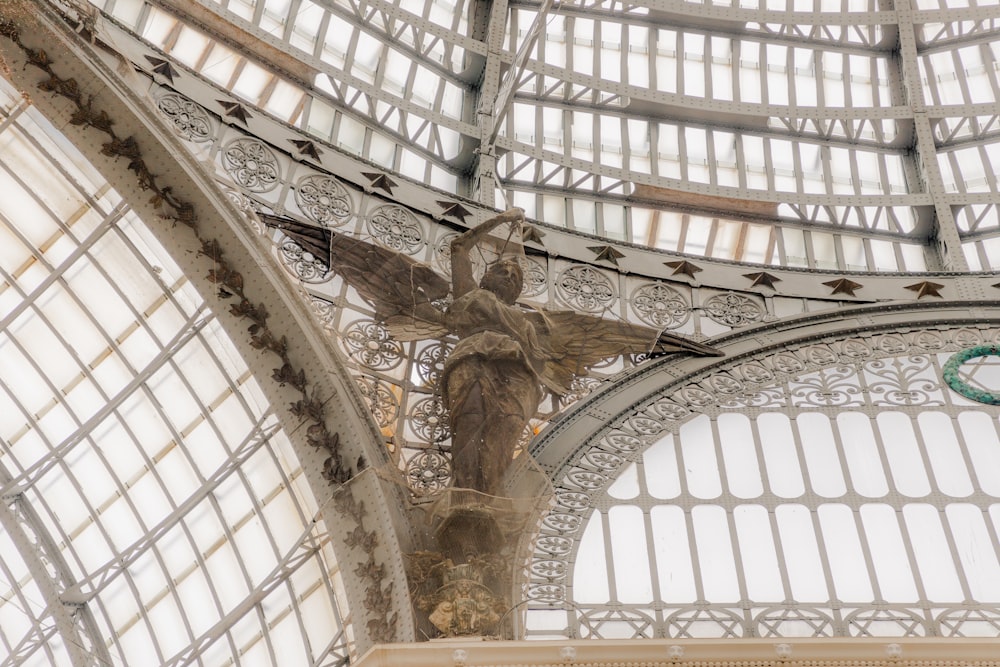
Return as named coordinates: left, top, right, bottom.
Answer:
left=266, top=208, right=720, bottom=496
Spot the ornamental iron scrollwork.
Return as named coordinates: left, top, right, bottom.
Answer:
left=702, top=291, right=764, bottom=327
left=279, top=235, right=330, bottom=283
left=555, top=265, right=615, bottom=312
left=367, top=205, right=423, bottom=254
left=415, top=342, right=453, bottom=389
left=865, top=355, right=943, bottom=406
left=222, top=138, right=280, bottom=192
left=518, top=256, right=548, bottom=297
left=295, top=174, right=353, bottom=226
left=665, top=608, right=745, bottom=638
left=845, top=608, right=928, bottom=637
left=631, top=282, right=690, bottom=329
left=579, top=609, right=656, bottom=639
left=354, top=377, right=399, bottom=428
left=755, top=607, right=835, bottom=638
left=408, top=396, right=450, bottom=443
left=405, top=450, right=452, bottom=495
left=342, top=319, right=404, bottom=371
left=527, top=326, right=1000, bottom=641
left=937, top=608, right=1000, bottom=636
left=156, top=93, right=212, bottom=142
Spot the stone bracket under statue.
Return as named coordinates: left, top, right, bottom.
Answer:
left=404, top=487, right=549, bottom=639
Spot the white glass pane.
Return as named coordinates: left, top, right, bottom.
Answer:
left=776, top=504, right=828, bottom=601
left=758, top=413, right=805, bottom=498
left=692, top=505, right=739, bottom=601
left=946, top=504, right=1000, bottom=601
left=903, top=504, right=964, bottom=602
left=877, top=411, right=931, bottom=497
left=797, top=413, right=847, bottom=497
left=734, top=505, right=784, bottom=600
left=838, top=412, right=889, bottom=497
left=643, top=433, right=682, bottom=499
left=608, top=506, right=653, bottom=603
left=679, top=416, right=722, bottom=499
left=861, top=504, right=919, bottom=602
left=650, top=505, right=697, bottom=602
left=918, top=412, right=974, bottom=497
left=573, top=511, right=610, bottom=603
left=960, top=412, right=1000, bottom=496
left=818, top=504, right=873, bottom=601
left=717, top=413, right=763, bottom=498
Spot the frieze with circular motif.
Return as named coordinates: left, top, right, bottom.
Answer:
left=405, top=450, right=452, bottom=495
left=702, top=291, right=764, bottom=327
left=631, top=282, right=690, bottom=328
left=157, top=93, right=213, bottom=142
left=556, top=265, right=616, bottom=312
left=294, top=174, right=353, bottom=226
left=367, top=205, right=424, bottom=254
left=222, top=138, right=280, bottom=192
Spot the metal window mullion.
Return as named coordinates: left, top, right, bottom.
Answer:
left=676, top=32, right=685, bottom=96
left=976, top=144, right=1000, bottom=192
left=159, top=514, right=328, bottom=667
left=673, top=429, right=707, bottom=602
left=826, top=415, right=883, bottom=600
left=0, top=495, right=110, bottom=667
left=59, top=419, right=279, bottom=604
left=157, top=351, right=286, bottom=566
left=0, top=207, right=123, bottom=332
left=0, top=307, right=210, bottom=498
left=786, top=46, right=798, bottom=108
left=6, top=119, right=114, bottom=219
left=888, top=492, right=932, bottom=618
left=936, top=504, right=977, bottom=603
left=708, top=417, right=751, bottom=621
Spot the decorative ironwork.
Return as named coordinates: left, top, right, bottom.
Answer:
left=222, top=138, right=280, bottom=192
left=405, top=450, right=452, bottom=494
left=416, top=342, right=453, bottom=389
left=279, top=235, right=330, bottom=283
left=354, top=377, right=398, bottom=428
left=562, top=376, right=602, bottom=405
left=518, top=256, right=547, bottom=297
left=367, top=205, right=424, bottom=254
left=555, top=265, right=615, bottom=312
left=631, top=283, right=689, bottom=328
left=295, top=174, right=352, bottom=226
left=342, top=320, right=404, bottom=371
left=527, top=326, right=1000, bottom=641
left=409, top=396, right=450, bottom=443
left=702, top=291, right=764, bottom=327
left=156, top=93, right=212, bottom=142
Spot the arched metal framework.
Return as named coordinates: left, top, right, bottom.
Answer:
left=3, top=0, right=1000, bottom=659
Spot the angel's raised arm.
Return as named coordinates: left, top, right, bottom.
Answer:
left=450, top=208, right=524, bottom=298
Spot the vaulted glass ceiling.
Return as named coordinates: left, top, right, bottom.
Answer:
left=88, top=0, right=1000, bottom=272
left=0, top=76, right=351, bottom=666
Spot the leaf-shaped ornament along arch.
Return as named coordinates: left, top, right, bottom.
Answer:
left=523, top=325, right=1000, bottom=641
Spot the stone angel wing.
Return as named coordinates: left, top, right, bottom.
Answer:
left=262, top=214, right=450, bottom=340
left=525, top=308, right=722, bottom=395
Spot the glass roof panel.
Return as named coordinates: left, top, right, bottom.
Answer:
left=0, top=77, right=351, bottom=665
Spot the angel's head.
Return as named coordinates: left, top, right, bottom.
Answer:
left=480, top=259, right=523, bottom=305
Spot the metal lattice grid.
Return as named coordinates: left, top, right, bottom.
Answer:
left=524, top=326, right=1000, bottom=640
left=0, top=77, right=352, bottom=666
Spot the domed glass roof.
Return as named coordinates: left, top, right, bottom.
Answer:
left=92, top=0, right=1000, bottom=272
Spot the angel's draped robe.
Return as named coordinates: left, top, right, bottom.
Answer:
left=441, top=288, right=545, bottom=495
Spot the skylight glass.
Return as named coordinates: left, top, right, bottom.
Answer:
left=0, top=77, right=350, bottom=666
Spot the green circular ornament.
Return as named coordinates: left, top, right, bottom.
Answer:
left=943, top=345, right=1000, bottom=406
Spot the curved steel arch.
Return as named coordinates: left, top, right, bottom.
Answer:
left=515, top=300, right=1000, bottom=638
